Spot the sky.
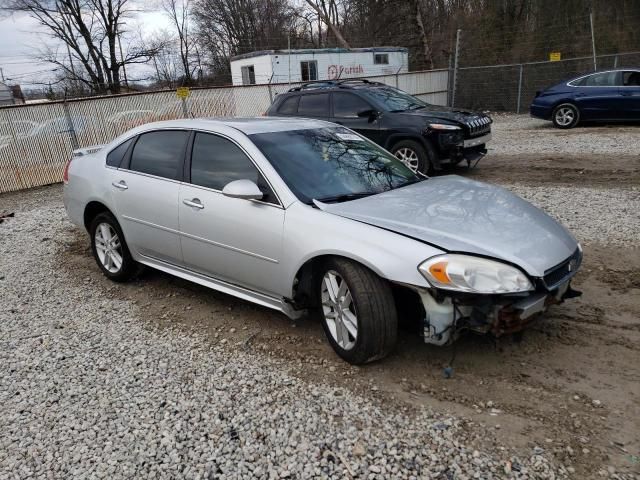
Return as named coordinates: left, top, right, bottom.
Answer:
left=0, top=10, right=171, bottom=90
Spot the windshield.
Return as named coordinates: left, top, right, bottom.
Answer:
left=362, top=87, right=428, bottom=112
left=250, top=127, right=420, bottom=204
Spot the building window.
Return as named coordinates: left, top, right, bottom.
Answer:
left=374, top=53, right=389, bottom=65
left=241, top=65, right=256, bottom=85
left=300, top=61, right=318, bottom=81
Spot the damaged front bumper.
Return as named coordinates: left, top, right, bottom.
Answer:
left=415, top=280, right=581, bottom=346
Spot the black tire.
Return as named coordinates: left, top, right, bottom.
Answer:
left=391, top=139, right=434, bottom=175
left=318, top=258, right=398, bottom=364
left=89, top=211, right=138, bottom=282
left=552, top=103, right=580, bottom=129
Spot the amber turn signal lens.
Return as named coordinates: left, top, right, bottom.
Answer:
left=428, top=261, right=451, bottom=284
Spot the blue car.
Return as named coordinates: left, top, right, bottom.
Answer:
left=530, top=69, right=640, bottom=128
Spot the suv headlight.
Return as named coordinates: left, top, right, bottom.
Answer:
left=418, top=254, right=534, bottom=294
left=428, top=123, right=461, bottom=131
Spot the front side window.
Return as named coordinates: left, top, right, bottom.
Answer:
left=190, top=132, right=277, bottom=203
left=332, top=92, right=372, bottom=118
left=362, top=87, right=427, bottom=112
left=241, top=65, right=256, bottom=85
left=298, top=93, right=329, bottom=117
left=250, top=127, right=418, bottom=204
left=129, top=130, right=189, bottom=180
left=301, top=60, right=318, bottom=81
left=623, top=71, right=640, bottom=86
left=106, top=138, right=133, bottom=167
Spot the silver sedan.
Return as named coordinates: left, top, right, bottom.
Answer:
left=63, top=117, right=582, bottom=364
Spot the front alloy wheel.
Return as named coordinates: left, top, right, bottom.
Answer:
left=318, top=258, right=398, bottom=364
left=394, top=147, right=420, bottom=173
left=321, top=270, right=358, bottom=351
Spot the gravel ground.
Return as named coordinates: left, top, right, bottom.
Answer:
left=1, top=115, right=639, bottom=480
left=0, top=204, right=565, bottom=479
left=488, top=114, right=640, bottom=156
left=502, top=185, right=640, bottom=248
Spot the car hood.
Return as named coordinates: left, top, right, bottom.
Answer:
left=394, top=105, right=486, bottom=125
left=315, top=176, right=578, bottom=277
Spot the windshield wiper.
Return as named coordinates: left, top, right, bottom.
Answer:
left=314, top=192, right=376, bottom=204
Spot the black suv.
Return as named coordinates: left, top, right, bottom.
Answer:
left=265, top=79, right=491, bottom=175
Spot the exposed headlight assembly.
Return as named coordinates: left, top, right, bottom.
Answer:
left=418, top=254, right=534, bottom=294
left=428, top=123, right=461, bottom=131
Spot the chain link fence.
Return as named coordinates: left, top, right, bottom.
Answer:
left=0, top=69, right=448, bottom=194
left=454, top=51, right=640, bottom=112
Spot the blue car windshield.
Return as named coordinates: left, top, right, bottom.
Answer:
left=250, top=127, right=419, bottom=204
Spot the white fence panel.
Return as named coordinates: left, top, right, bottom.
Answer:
left=0, top=68, right=449, bottom=194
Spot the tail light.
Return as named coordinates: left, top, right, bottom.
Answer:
left=62, top=157, right=73, bottom=184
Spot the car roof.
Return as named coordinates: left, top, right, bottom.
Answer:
left=129, top=117, right=334, bottom=135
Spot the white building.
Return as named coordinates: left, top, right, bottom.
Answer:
left=230, top=47, right=409, bottom=86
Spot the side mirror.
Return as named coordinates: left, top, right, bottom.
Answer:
left=221, top=179, right=264, bottom=201
left=357, top=109, right=379, bottom=122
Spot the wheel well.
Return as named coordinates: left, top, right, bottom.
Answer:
left=291, top=254, right=425, bottom=326
left=385, top=135, right=427, bottom=152
left=83, top=201, right=111, bottom=231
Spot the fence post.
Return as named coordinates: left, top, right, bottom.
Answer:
left=395, top=66, right=402, bottom=89
left=516, top=64, right=524, bottom=114
left=181, top=97, right=189, bottom=118
left=589, top=12, right=597, bottom=70
left=613, top=55, right=618, bottom=68
left=63, top=97, right=79, bottom=150
left=451, top=28, right=461, bottom=108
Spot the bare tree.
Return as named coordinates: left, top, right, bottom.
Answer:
left=303, top=0, right=349, bottom=48
left=193, top=0, right=296, bottom=81
left=4, top=0, right=161, bottom=94
left=161, top=0, right=197, bottom=85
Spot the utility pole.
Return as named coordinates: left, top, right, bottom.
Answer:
left=451, top=29, right=461, bottom=108
left=288, top=33, right=291, bottom=86
left=589, top=12, right=597, bottom=71
left=117, top=31, right=129, bottom=90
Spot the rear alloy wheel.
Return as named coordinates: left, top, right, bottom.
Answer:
left=392, top=139, right=433, bottom=175
left=319, top=258, right=397, bottom=364
left=90, top=212, right=138, bottom=282
left=552, top=103, right=580, bottom=129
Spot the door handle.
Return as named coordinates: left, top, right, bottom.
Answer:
left=112, top=181, right=128, bottom=190
left=183, top=198, right=204, bottom=209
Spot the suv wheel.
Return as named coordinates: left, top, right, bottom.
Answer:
left=89, top=212, right=138, bottom=282
left=552, top=103, right=580, bottom=129
left=391, top=140, right=433, bottom=175
left=318, top=258, right=398, bottom=364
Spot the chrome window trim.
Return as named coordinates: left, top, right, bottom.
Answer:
left=566, top=69, right=640, bottom=88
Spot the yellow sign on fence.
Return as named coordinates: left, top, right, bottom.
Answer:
left=176, top=87, right=191, bottom=99
left=549, top=52, right=561, bottom=62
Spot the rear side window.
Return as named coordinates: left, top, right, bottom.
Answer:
left=278, top=96, right=300, bottom=115
left=106, top=138, right=133, bottom=167
left=298, top=93, right=329, bottom=117
left=582, top=72, right=619, bottom=87
left=129, top=130, right=189, bottom=180
left=332, top=92, right=372, bottom=118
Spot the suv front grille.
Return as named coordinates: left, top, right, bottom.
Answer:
left=465, top=116, right=491, bottom=138
left=542, top=248, right=582, bottom=290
